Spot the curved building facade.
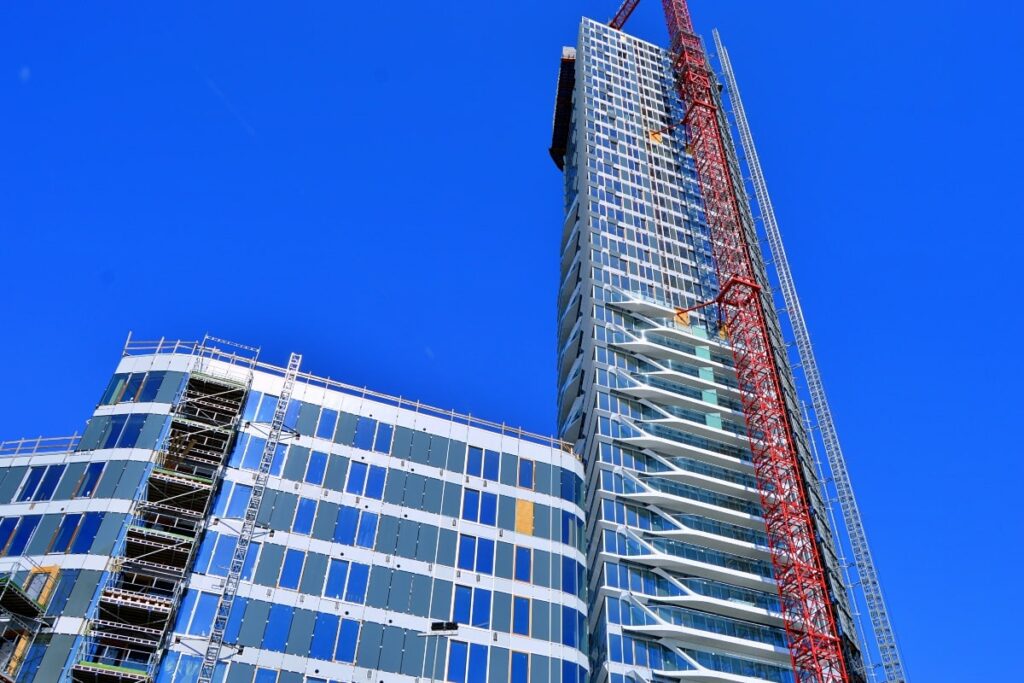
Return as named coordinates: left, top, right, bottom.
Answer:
left=552, top=18, right=863, bottom=683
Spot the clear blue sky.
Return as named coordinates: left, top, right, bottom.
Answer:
left=1, top=1, right=1020, bottom=680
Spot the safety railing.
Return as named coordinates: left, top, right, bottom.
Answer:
left=121, top=336, right=578, bottom=458
left=0, top=435, right=80, bottom=458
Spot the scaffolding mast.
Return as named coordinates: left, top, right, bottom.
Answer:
left=712, top=29, right=908, bottom=683
left=197, top=352, right=302, bottom=683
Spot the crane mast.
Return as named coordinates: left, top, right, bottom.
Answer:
left=712, top=29, right=908, bottom=683
left=659, top=1, right=849, bottom=680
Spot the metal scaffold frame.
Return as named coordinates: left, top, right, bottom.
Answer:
left=658, top=1, right=848, bottom=680
left=712, top=29, right=908, bottom=683
left=71, top=337, right=255, bottom=683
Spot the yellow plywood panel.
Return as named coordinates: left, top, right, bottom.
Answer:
left=515, top=499, right=534, bottom=535
left=25, top=566, right=59, bottom=607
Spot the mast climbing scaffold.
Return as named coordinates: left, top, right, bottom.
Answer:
left=712, top=29, right=908, bottom=683
left=197, top=352, right=302, bottom=683
left=658, top=1, right=849, bottom=680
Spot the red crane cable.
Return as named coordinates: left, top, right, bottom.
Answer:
left=659, top=2, right=849, bottom=681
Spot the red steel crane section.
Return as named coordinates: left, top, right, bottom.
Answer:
left=610, top=0, right=641, bottom=30
left=660, top=2, right=849, bottom=681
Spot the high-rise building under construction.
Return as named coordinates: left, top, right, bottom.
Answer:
left=550, top=5, right=904, bottom=683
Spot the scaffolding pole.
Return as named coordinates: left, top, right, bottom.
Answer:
left=712, top=28, right=908, bottom=683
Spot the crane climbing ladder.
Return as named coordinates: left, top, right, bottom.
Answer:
left=712, top=29, right=909, bottom=683
left=196, top=352, right=302, bottom=683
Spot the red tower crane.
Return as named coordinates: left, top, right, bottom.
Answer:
left=614, top=2, right=852, bottom=681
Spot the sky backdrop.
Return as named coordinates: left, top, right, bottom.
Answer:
left=2, top=1, right=1022, bottom=680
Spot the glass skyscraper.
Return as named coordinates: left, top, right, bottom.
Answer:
left=551, top=17, right=864, bottom=683
left=0, top=338, right=587, bottom=683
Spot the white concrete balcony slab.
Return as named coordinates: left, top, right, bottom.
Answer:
left=650, top=593, right=784, bottom=629
left=624, top=622, right=790, bottom=665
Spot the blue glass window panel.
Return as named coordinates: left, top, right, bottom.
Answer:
left=67, top=513, right=100, bottom=554
left=117, top=415, right=147, bottom=448
left=241, top=436, right=267, bottom=470
left=188, top=592, right=219, bottom=636
left=336, top=619, right=359, bottom=663
left=373, top=423, right=393, bottom=453
left=607, top=597, right=620, bottom=624
left=17, top=468, right=45, bottom=502
left=284, top=399, right=301, bottom=431
left=519, top=459, right=533, bottom=488
left=562, top=557, right=577, bottom=596
left=475, top=538, right=494, bottom=575
left=471, top=589, right=491, bottom=629
left=467, top=644, right=487, bottom=682
left=242, top=542, right=260, bottom=581
left=263, top=604, right=292, bottom=652
left=467, top=447, right=482, bottom=477
left=51, top=514, right=82, bottom=553
left=514, top=547, right=531, bottom=582
left=479, top=493, right=497, bottom=526
left=511, top=652, right=529, bottom=683
left=270, top=444, right=287, bottom=477
left=512, top=597, right=529, bottom=635
left=156, top=651, right=179, bottom=683
left=254, top=669, right=278, bottom=683
left=242, top=391, right=262, bottom=423
left=226, top=485, right=252, bottom=519
left=560, top=469, right=575, bottom=502
left=0, top=519, right=16, bottom=553
left=209, top=535, right=237, bottom=576
left=355, top=512, right=378, bottom=548
left=562, top=605, right=577, bottom=647
left=346, top=462, right=368, bottom=495
left=76, top=462, right=105, bottom=498
left=345, top=563, right=369, bottom=603
left=121, top=374, right=144, bottom=402
left=334, top=506, right=359, bottom=545
left=224, top=597, right=246, bottom=644
left=325, top=559, right=349, bottom=599
left=193, top=532, right=216, bottom=574
left=34, top=465, right=66, bottom=501
left=453, top=585, right=471, bottom=624
left=138, top=374, right=163, bottom=405
left=279, top=549, right=305, bottom=590
left=316, top=409, right=338, bottom=441
left=305, top=451, right=328, bottom=485
left=447, top=640, right=468, bottom=683
left=483, top=450, right=499, bottom=481
left=461, top=489, right=479, bottom=522
left=353, top=417, right=377, bottom=451
left=228, top=433, right=249, bottom=468
left=457, top=535, right=476, bottom=571
left=211, top=483, right=231, bottom=517
left=256, top=396, right=278, bottom=424
left=174, top=590, right=198, bottom=634
left=365, top=466, right=386, bottom=500
left=293, top=498, right=317, bottom=535
left=311, top=612, right=339, bottom=660
left=102, top=414, right=128, bottom=449
left=609, top=634, right=623, bottom=663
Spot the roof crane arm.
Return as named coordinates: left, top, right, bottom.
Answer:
left=610, top=0, right=641, bottom=29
